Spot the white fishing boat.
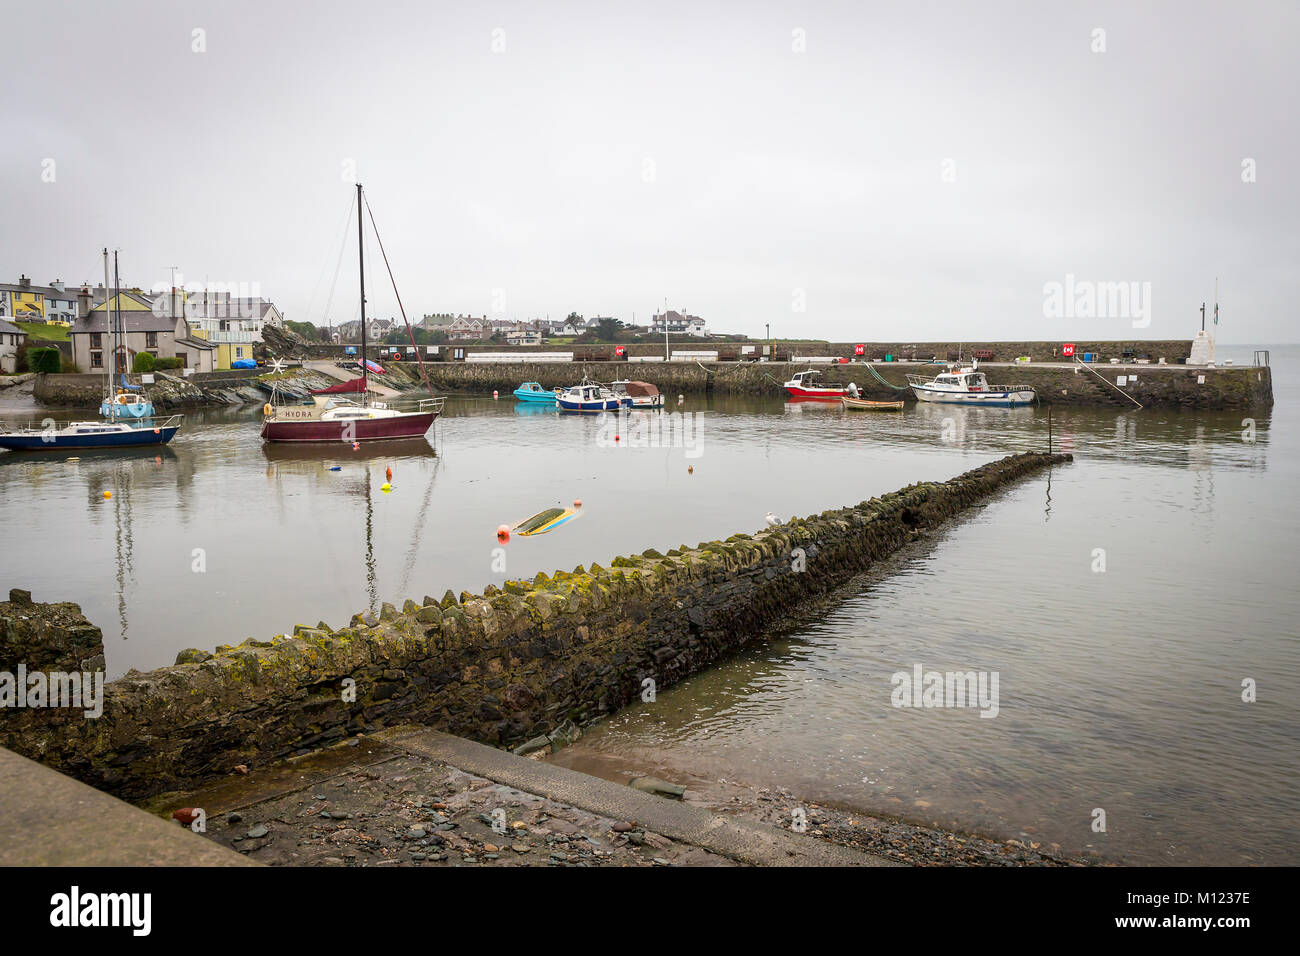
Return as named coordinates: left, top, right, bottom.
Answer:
left=556, top=382, right=630, bottom=412
left=906, top=362, right=1035, bottom=406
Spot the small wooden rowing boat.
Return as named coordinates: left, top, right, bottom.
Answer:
left=513, top=507, right=578, bottom=536
left=841, top=396, right=904, bottom=411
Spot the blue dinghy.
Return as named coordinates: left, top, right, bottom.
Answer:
left=513, top=382, right=560, bottom=403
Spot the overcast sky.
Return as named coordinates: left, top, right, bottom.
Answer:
left=2, top=0, right=1295, bottom=342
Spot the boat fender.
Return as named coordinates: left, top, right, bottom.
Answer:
left=263, top=403, right=273, bottom=416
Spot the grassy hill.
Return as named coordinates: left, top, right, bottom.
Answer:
left=15, top=321, right=69, bottom=342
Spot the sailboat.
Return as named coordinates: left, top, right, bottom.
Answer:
left=0, top=250, right=182, bottom=451
left=260, top=183, right=442, bottom=443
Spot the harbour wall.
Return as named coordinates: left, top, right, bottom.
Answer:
left=0, top=451, right=1069, bottom=799
left=415, top=359, right=1273, bottom=409
left=297, top=338, right=1195, bottom=364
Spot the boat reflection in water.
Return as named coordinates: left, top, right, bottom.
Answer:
left=258, top=436, right=437, bottom=469
left=260, top=436, right=441, bottom=613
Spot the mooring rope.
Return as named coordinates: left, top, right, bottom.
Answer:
left=857, top=361, right=911, bottom=390
left=1074, top=357, right=1144, bottom=409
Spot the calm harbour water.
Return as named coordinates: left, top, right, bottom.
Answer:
left=1, top=346, right=1296, bottom=864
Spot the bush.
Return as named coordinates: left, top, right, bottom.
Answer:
left=132, top=352, right=156, bottom=374
left=28, top=347, right=62, bottom=373
left=154, top=357, right=185, bottom=370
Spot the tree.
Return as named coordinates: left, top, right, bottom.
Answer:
left=595, top=317, right=624, bottom=341
left=131, top=351, right=156, bottom=374
left=285, top=320, right=320, bottom=342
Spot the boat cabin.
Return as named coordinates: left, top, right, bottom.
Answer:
left=932, top=370, right=991, bottom=392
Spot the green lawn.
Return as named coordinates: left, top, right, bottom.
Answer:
left=15, top=321, right=69, bottom=342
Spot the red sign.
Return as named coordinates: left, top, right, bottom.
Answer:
left=854, top=344, right=865, bottom=355
left=615, top=346, right=625, bottom=357
left=1062, top=343, right=1075, bottom=357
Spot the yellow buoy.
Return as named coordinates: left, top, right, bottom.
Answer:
left=380, top=482, right=392, bottom=493
left=103, top=491, right=112, bottom=499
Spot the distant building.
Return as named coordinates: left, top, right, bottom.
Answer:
left=651, top=310, right=707, bottom=336
left=506, top=321, right=543, bottom=346
left=0, top=319, right=28, bottom=373
left=446, top=316, right=488, bottom=341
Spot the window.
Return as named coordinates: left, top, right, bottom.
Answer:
left=91, top=351, right=103, bottom=368
left=91, top=332, right=102, bottom=349
left=235, top=347, right=244, bottom=358
left=145, top=332, right=158, bottom=348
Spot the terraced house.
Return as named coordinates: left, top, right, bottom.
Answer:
left=0, top=276, right=79, bottom=326
left=68, top=289, right=216, bottom=373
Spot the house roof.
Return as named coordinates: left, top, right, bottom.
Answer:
left=71, top=311, right=182, bottom=335
left=176, top=336, right=217, bottom=351
left=0, top=319, right=25, bottom=335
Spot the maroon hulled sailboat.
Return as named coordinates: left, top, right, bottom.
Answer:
left=261, top=183, right=443, bottom=443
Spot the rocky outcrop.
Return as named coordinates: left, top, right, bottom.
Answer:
left=0, top=452, right=1071, bottom=798
left=0, top=589, right=105, bottom=675
left=31, top=368, right=343, bottom=410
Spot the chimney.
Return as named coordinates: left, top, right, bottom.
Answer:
left=77, top=286, right=92, bottom=319
left=49, top=279, right=65, bottom=293
left=19, top=275, right=31, bottom=289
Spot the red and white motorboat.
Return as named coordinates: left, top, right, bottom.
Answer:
left=783, top=369, right=851, bottom=401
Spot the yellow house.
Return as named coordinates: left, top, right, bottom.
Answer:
left=187, top=328, right=254, bottom=369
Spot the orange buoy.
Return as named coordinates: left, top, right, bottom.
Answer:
left=573, top=498, right=583, bottom=508
left=103, top=490, right=112, bottom=499
left=614, top=434, right=620, bottom=442
left=172, top=807, right=200, bottom=826
left=493, top=390, right=499, bottom=399
left=386, top=466, right=392, bottom=481
left=496, top=524, right=511, bottom=542
left=688, top=465, right=694, bottom=474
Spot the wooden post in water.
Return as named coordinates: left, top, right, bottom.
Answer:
left=1048, top=404, right=1053, bottom=454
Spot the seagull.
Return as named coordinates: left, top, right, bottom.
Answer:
left=764, top=512, right=779, bottom=527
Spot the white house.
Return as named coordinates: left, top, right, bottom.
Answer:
left=651, top=310, right=708, bottom=336
left=0, top=319, right=27, bottom=373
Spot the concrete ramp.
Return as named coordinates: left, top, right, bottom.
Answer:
left=383, top=729, right=894, bottom=867
left=305, top=360, right=401, bottom=398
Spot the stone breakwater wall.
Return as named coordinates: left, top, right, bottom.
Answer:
left=1, top=452, right=1070, bottom=799
left=414, top=359, right=1271, bottom=408
left=32, top=369, right=337, bottom=410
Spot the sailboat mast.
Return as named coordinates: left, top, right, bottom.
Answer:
left=357, top=182, right=367, bottom=398
left=103, top=249, right=113, bottom=421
